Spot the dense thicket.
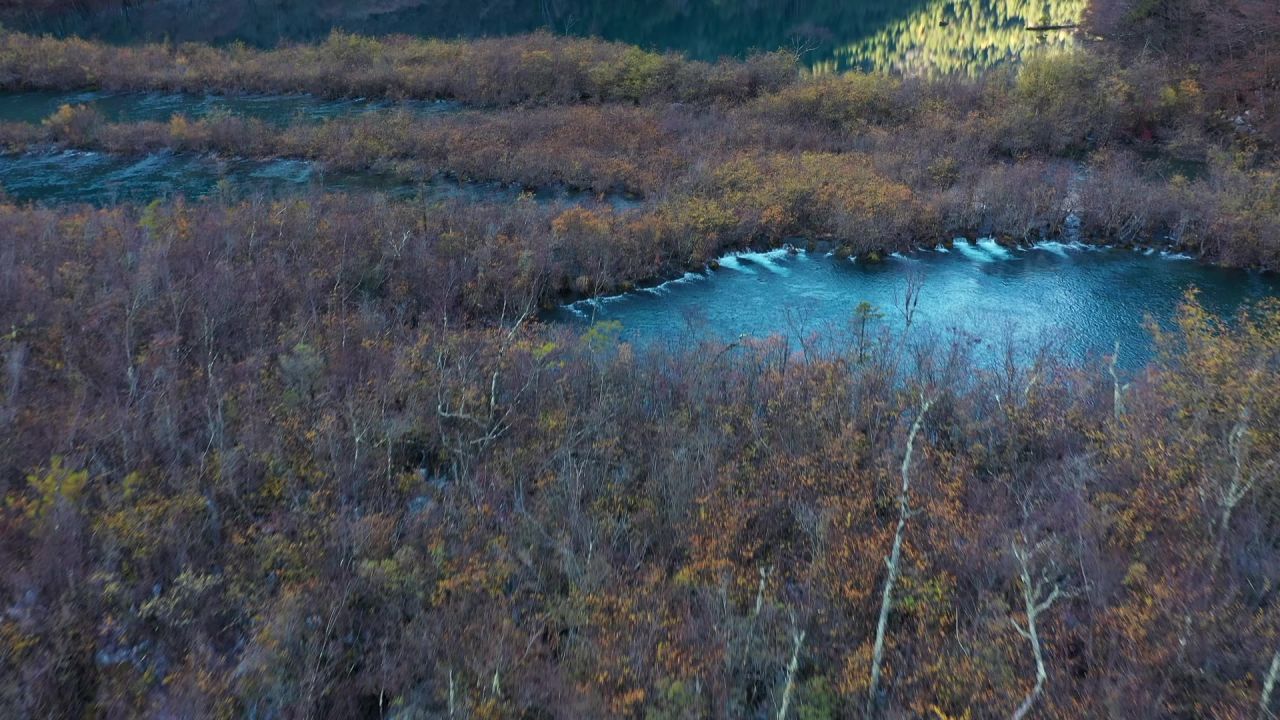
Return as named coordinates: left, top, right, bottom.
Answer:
left=0, top=195, right=1277, bottom=718
left=0, top=30, right=795, bottom=106
left=4, top=49, right=1280, bottom=267
left=3, top=28, right=1280, bottom=268
left=1, top=16, right=1280, bottom=720
left=1087, top=0, right=1280, bottom=146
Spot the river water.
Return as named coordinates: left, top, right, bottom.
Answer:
left=0, top=90, right=455, bottom=126
left=0, top=148, right=641, bottom=207
left=5, top=2, right=1276, bottom=362
left=561, top=243, right=1279, bottom=367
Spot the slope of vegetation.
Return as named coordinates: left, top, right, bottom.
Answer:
left=0, top=195, right=1278, bottom=718
left=0, top=14, right=1279, bottom=720
left=0, top=30, right=796, bottom=106
left=2, top=30, right=1280, bottom=267
left=1087, top=0, right=1280, bottom=146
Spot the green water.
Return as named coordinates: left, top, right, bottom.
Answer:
left=8, top=2, right=1271, bottom=368
left=560, top=244, right=1280, bottom=368
left=0, top=149, right=641, bottom=208
left=0, top=90, right=455, bottom=125
left=15, top=0, right=1086, bottom=76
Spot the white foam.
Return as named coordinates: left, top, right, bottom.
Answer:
left=738, top=250, right=792, bottom=275
left=667, top=271, right=706, bottom=286
left=954, top=240, right=994, bottom=263
left=1035, top=241, right=1070, bottom=258
left=976, top=238, right=1014, bottom=259
left=717, top=256, right=757, bottom=274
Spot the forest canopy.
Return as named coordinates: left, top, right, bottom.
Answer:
left=0, top=3, right=1279, bottom=719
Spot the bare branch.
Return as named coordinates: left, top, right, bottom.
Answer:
left=868, top=395, right=934, bottom=717
left=1108, top=341, right=1129, bottom=422
left=1261, top=646, right=1280, bottom=720
left=1010, top=539, right=1066, bottom=720
left=778, top=613, right=806, bottom=720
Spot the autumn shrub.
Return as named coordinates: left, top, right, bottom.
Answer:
left=1195, top=156, right=1280, bottom=266
left=1075, top=151, right=1197, bottom=247
left=692, top=50, right=798, bottom=104
left=586, top=46, right=677, bottom=103
left=996, top=51, right=1123, bottom=155
left=932, top=159, right=1071, bottom=241
left=702, top=152, right=933, bottom=251
left=7, top=103, right=685, bottom=195
left=276, top=105, right=681, bottom=193
left=0, top=193, right=1278, bottom=718
left=0, top=119, right=42, bottom=149
left=10, top=94, right=1280, bottom=265
left=0, top=29, right=800, bottom=107
left=41, top=103, right=103, bottom=145
left=3, top=17, right=1280, bottom=719
left=4, top=32, right=1280, bottom=266
left=1109, top=58, right=1205, bottom=142
left=1088, top=0, right=1280, bottom=147
left=749, top=72, right=907, bottom=129
left=548, top=206, right=658, bottom=292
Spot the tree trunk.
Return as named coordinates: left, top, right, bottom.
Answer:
left=1261, top=647, right=1280, bottom=720
left=867, top=397, right=933, bottom=717
left=778, top=619, right=806, bottom=720
left=1010, top=541, right=1062, bottom=720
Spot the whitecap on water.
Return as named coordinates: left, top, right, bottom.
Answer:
left=954, top=240, right=995, bottom=263
left=668, top=271, right=707, bottom=286
left=738, top=250, right=792, bottom=275
left=717, top=256, right=757, bottom=274
left=1035, top=241, right=1070, bottom=258
left=976, top=238, right=1014, bottom=260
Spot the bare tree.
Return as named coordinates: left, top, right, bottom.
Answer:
left=867, top=394, right=933, bottom=717
left=1108, top=341, right=1129, bottom=421
left=777, top=612, right=806, bottom=720
left=1262, top=647, right=1280, bottom=720
left=1010, top=537, right=1067, bottom=720
left=1211, top=407, right=1276, bottom=570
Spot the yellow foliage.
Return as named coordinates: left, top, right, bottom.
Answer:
left=19, top=456, right=88, bottom=519
left=753, top=72, right=903, bottom=127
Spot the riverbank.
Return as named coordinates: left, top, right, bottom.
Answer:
left=3, top=183, right=1279, bottom=720
left=3, top=18, right=1280, bottom=720
left=0, top=29, right=1275, bottom=269
left=0, top=112, right=1269, bottom=274
left=0, top=29, right=796, bottom=106
left=560, top=240, right=1272, bottom=370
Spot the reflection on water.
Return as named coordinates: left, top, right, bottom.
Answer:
left=18, top=0, right=1083, bottom=76
left=0, top=90, right=456, bottom=125
left=559, top=244, right=1280, bottom=369
left=826, top=0, right=1087, bottom=77
left=0, top=149, right=641, bottom=208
